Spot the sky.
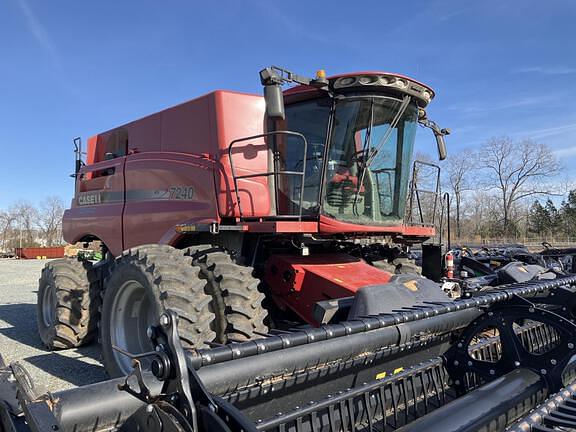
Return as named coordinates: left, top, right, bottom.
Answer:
left=1, top=0, right=575, bottom=208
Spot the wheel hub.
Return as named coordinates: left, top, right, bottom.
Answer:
left=110, top=280, right=157, bottom=374
left=41, top=283, right=57, bottom=327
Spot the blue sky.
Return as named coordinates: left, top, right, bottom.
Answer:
left=1, top=0, right=575, bottom=208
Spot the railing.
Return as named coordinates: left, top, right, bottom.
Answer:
left=228, top=131, right=308, bottom=221
left=406, top=160, right=441, bottom=228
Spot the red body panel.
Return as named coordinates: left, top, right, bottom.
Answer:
left=213, top=91, right=270, bottom=218
left=318, top=216, right=435, bottom=237
left=63, top=157, right=126, bottom=255
left=123, top=152, right=218, bottom=250
left=265, top=254, right=392, bottom=325
left=63, top=90, right=269, bottom=256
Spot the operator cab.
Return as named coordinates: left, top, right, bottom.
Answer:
left=260, top=67, right=448, bottom=229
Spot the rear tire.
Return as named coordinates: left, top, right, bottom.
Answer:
left=37, top=259, right=100, bottom=349
left=185, top=246, right=269, bottom=342
left=100, top=245, right=215, bottom=377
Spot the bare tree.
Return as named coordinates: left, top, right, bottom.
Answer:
left=37, top=196, right=65, bottom=246
left=12, top=201, right=39, bottom=247
left=444, top=149, right=474, bottom=238
left=0, top=210, right=17, bottom=252
left=479, top=137, right=561, bottom=234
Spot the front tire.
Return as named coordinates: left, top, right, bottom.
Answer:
left=100, top=245, right=216, bottom=377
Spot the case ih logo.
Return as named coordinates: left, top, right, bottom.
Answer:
left=78, top=193, right=102, bottom=206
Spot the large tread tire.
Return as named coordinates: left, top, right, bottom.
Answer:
left=37, top=258, right=100, bottom=349
left=185, top=245, right=269, bottom=343
left=100, top=245, right=216, bottom=377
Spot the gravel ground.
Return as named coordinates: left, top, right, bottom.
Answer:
left=0, top=258, right=107, bottom=392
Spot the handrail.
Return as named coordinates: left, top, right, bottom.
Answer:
left=228, top=131, right=308, bottom=221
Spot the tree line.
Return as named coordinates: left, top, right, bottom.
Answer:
left=528, top=192, right=576, bottom=237
left=0, top=196, right=65, bottom=252
left=438, top=135, right=569, bottom=240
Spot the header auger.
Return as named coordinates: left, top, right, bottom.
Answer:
left=4, top=276, right=576, bottom=431
left=2, top=66, right=576, bottom=431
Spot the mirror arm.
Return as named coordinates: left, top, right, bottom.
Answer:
left=418, top=112, right=449, bottom=161
left=259, top=66, right=329, bottom=120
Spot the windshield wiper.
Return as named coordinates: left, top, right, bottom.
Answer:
left=352, top=99, right=374, bottom=215
left=352, top=95, right=412, bottom=215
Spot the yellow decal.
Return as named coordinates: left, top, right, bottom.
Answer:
left=403, top=280, right=418, bottom=292
left=376, top=371, right=387, bottom=380
left=393, top=367, right=404, bottom=374
left=334, top=278, right=345, bottom=283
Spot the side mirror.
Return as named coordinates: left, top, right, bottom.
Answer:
left=435, top=133, right=447, bottom=161
left=264, top=84, right=285, bottom=120
left=418, top=111, right=449, bottom=161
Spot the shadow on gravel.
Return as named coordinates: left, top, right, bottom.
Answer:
left=0, top=303, right=99, bottom=358
left=24, top=349, right=107, bottom=387
left=0, top=303, right=44, bottom=349
left=0, top=303, right=106, bottom=386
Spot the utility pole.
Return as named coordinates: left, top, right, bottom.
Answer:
left=19, top=215, right=23, bottom=253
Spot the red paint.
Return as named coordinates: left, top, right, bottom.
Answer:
left=64, top=157, right=126, bottom=255
left=15, top=247, right=65, bottom=259
left=63, top=90, right=267, bottom=256
left=243, top=221, right=319, bottom=233
left=265, top=254, right=392, bottom=325
left=318, top=215, right=435, bottom=237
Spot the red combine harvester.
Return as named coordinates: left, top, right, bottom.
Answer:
left=3, top=67, right=575, bottom=432
left=38, top=66, right=449, bottom=376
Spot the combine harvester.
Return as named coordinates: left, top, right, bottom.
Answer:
left=2, top=67, right=576, bottom=431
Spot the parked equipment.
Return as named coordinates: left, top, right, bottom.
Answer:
left=4, top=66, right=574, bottom=431
left=37, top=66, right=450, bottom=377
left=15, top=247, right=65, bottom=259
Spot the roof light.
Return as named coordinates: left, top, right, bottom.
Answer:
left=315, top=69, right=326, bottom=80
left=332, top=73, right=435, bottom=107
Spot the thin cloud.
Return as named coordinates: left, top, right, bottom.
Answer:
left=264, top=5, right=333, bottom=47
left=438, top=7, right=469, bottom=21
left=444, top=122, right=576, bottom=152
left=448, top=95, right=553, bottom=114
left=553, top=146, right=576, bottom=157
left=512, top=66, right=576, bottom=75
left=14, top=0, right=61, bottom=70
left=515, top=123, right=576, bottom=140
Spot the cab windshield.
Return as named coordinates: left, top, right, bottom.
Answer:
left=280, top=95, right=418, bottom=225
left=323, top=96, right=418, bottom=225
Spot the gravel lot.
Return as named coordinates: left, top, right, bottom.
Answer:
left=0, top=259, right=107, bottom=392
